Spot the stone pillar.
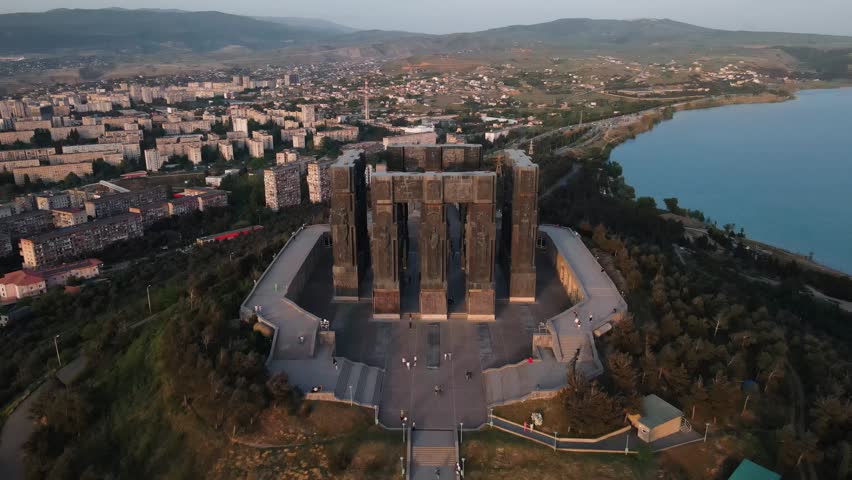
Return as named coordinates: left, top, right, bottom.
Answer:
left=330, top=152, right=367, bottom=300
left=465, top=175, right=497, bottom=320
left=419, top=174, right=448, bottom=319
left=370, top=174, right=402, bottom=318
left=503, top=155, right=539, bottom=302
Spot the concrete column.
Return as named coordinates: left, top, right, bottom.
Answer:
left=419, top=174, right=448, bottom=319
left=371, top=174, right=402, bottom=318
left=465, top=175, right=496, bottom=320
left=330, top=152, right=367, bottom=300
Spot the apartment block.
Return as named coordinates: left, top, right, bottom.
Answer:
left=84, top=186, right=168, bottom=218
left=48, top=125, right=105, bottom=141
left=292, top=135, right=307, bottom=149
left=300, top=105, right=318, bottom=124
left=314, top=125, right=359, bottom=146
left=0, top=159, right=40, bottom=172
left=307, top=159, right=333, bottom=203
left=195, top=190, right=228, bottom=211
left=247, top=138, right=265, bottom=158
left=13, top=162, right=93, bottom=186
left=0, top=131, right=35, bottom=145
left=0, top=148, right=54, bottom=163
left=145, top=149, right=164, bottom=171
left=217, top=141, right=234, bottom=161
left=167, top=196, right=199, bottom=216
left=264, top=165, right=301, bottom=210
left=35, top=193, right=71, bottom=210
left=383, top=132, right=439, bottom=148
left=0, top=210, right=54, bottom=240
left=187, top=145, right=203, bottom=165
left=19, top=213, right=144, bottom=268
left=128, top=203, right=169, bottom=227
left=233, top=117, right=249, bottom=134
left=276, top=150, right=299, bottom=165
left=50, top=208, right=88, bottom=228
left=251, top=131, right=274, bottom=150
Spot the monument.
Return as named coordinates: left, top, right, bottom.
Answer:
left=331, top=146, right=537, bottom=320
left=329, top=150, right=368, bottom=300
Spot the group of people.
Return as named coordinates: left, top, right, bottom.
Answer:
left=573, top=311, right=593, bottom=329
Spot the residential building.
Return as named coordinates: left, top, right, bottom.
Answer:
left=145, top=149, right=164, bottom=171
left=128, top=203, right=169, bottom=227
left=50, top=208, right=88, bottom=228
left=35, top=193, right=72, bottom=211
left=12, top=163, right=93, bottom=186
left=301, top=104, right=319, bottom=123
left=19, top=213, right=144, bottom=268
left=314, top=125, right=359, bottom=146
left=187, top=145, right=203, bottom=165
left=218, top=142, right=234, bottom=161
left=233, top=117, right=249, bottom=134
left=193, top=190, right=228, bottom=211
left=276, top=150, right=298, bottom=165
left=292, top=134, right=307, bottom=149
left=247, top=138, right=265, bottom=158
left=0, top=258, right=103, bottom=302
left=252, top=131, right=274, bottom=150
left=0, top=210, right=55, bottom=240
left=307, top=159, right=333, bottom=203
left=383, top=132, right=438, bottom=148
left=264, top=164, right=301, bottom=210
left=84, top=186, right=168, bottom=218
left=166, top=196, right=198, bottom=216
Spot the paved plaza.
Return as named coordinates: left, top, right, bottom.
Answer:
left=240, top=219, right=627, bottom=431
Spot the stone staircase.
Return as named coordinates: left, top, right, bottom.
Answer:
left=409, top=430, right=458, bottom=480
left=556, top=329, right=593, bottom=363
left=412, top=446, right=456, bottom=467
left=333, top=358, right=384, bottom=407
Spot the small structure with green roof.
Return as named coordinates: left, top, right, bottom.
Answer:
left=728, top=459, right=781, bottom=480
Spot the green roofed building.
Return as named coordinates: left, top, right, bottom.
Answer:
left=729, top=459, right=781, bottom=480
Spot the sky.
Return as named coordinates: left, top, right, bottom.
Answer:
left=2, top=0, right=851, bottom=37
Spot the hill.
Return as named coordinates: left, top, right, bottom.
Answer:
left=0, top=8, right=331, bottom=54
left=257, top=16, right=358, bottom=35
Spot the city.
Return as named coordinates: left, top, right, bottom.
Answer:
left=0, top=4, right=851, bottom=480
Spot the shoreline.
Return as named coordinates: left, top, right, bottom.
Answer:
left=598, top=89, right=852, bottom=280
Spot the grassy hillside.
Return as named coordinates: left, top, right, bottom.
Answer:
left=0, top=8, right=327, bottom=54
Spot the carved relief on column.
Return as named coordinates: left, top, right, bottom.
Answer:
left=371, top=174, right=401, bottom=318
left=465, top=175, right=496, bottom=320
left=419, top=174, right=447, bottom=319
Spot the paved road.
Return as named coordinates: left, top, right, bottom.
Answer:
left=0, top=381, right=53, bottom=480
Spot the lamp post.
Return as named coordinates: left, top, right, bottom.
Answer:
left=402, top=421, right=407, bottom=444
left=489, top=408, right=493, bottom=427
left=461, top=457, right=465, bottom=477
left=624, top=432, right=629, bottom=454
left=348, top=385, right=353, bottom=406
left=146, top=284, right=152, bottom=314
left=704, top=423, right=710, bottom=443
left=553, top=431, right=558, bottom=451
left=53, top=334, right=62, bottom=367
left=459, top=422, right=463, bottom=445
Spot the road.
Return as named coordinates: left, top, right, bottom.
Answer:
left=0, top=381, right=53, bottom=480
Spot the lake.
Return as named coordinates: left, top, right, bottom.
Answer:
left=611, top=88, right=852, bottom=275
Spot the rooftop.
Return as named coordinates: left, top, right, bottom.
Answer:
left=639, top=394, right=684, bottom=429
left=728, top=460, right=780, bottom=480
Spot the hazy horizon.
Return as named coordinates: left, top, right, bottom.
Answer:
left=1, top=0, right=852, bottom=37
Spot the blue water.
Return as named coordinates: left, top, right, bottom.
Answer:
left=612, top=88, right=852, bottom=274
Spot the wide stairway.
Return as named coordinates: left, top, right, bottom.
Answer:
left=332, top=358, right=384, bottom=407
left=410, top=430, right=458, bottom=480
